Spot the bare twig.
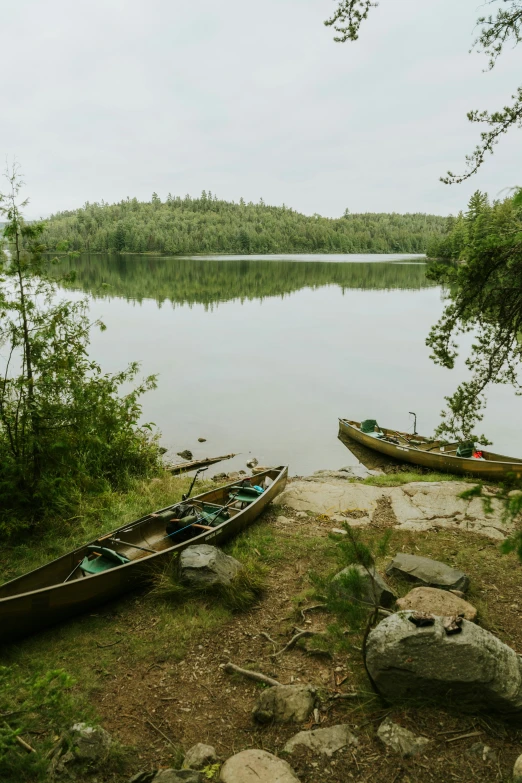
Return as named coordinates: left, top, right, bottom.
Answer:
left=275, top=629, right=321, bottom=656
left=446, top=730, right=483, bottom=743
left=15, top=735, right=36, bottom=753
left=223, top=662, right=280, bottom=687
left=145, top=718, right=177, bottom=747
left=95, top=638, right=122, bottom=649
left=260, top=631, right=278, bottom=648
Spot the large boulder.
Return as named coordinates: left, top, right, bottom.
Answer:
left=182, top=743, right=218, bottom=770
left=332, top=565, right=396, bottom=608
left=366, top=612, right=522, bottom=716
left=377, top=718, right=430, bottom=758
left=253, top=685, right=316, bottom=724
left=396, top=586, right=477, bottom=621
left=220, top=749, right=300, bottom=782
left=283, top=724, right=358, bottom=757
left=179, top=545, right=242, bottom=587
left=385, top=553, right=469, bottom=592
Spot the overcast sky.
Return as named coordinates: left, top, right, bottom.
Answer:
left=1, top=0, right=521, bottom=218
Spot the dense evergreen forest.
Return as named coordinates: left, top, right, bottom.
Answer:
left=54, top=254, right=435, bottom=307
left=42, top=193, right=449, bottom=255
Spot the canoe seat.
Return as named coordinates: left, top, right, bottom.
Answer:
left=229, top=485, right=264, bottom=505
left=456, top=441, right=475, bottom=458
left=80, top=546, right=130, bottom=576
left=361, top=419, right=380, bottom=434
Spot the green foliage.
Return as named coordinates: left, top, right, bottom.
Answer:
left=310, top=525, right=391, bottom=635
left=40, top=193, right=448, bottom=255
left=426, top=189, right=522, bottom=440
left=0, top=169, right=161, bottom=534
left=0, top=665, right=88, bottom=782
left=327, top=1, right=522, bottom=183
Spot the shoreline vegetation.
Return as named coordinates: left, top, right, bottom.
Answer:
left=41, top=192, right=450, bottom=255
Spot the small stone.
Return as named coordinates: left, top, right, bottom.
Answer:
left=177, top=450, right=193, bottom=460
left=68, top=722, right=112, bottom=763
left=396, top=587, right=477, bottom=621
left=198, top=438, right=207, bottom=443
left=182, top=743, right=218, bottom=770
left=331, top=528, right=348, bottom=535
left=296, top=511, right=307, bottom=519
left=179, top=545, right=242, bottom=587
left=514, top=753, right=522, bottom=782
left=332, top=564, right=396, bottom=608
left=283, top=724, right=358, bottom=757
left=386, top=553, right=469, bottom=592
left=276, top=516, right=292, bottom=525
left=219, top=749, right=300, bottom=782
left=253, top=685, right=316, bottom=724
left=377, top=717, right=430, bottom=758
left=508, top=490, right=522, bottom=498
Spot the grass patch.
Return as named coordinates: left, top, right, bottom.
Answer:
left=149, top=558, right=268, bottom=613
left=0, top=472, right=205, bottom=583
left=362, top=470, right=476, bottom=487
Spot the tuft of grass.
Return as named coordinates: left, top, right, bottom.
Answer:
left=362, top=470, right=475, bottom=487
left=149, top=559, right=267, bottom=613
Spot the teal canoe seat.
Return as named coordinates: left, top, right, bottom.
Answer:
left=80, top=546, right=130, bottom=576
left=361, top=419, right=380, bottom=434
left=229, top=485, right=264, bottom=504
left=456, top=441, right=475, bottom=458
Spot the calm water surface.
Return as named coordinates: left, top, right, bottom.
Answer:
left=58, top=254, right=521, bottom=476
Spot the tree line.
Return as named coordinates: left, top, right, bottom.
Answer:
left=41, top=192, right=449, bottom=255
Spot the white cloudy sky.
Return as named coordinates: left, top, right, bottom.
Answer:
left=1, top=0, right=520, bottom=218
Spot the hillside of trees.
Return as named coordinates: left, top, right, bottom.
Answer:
left=41, top=193, right=449, bottom=255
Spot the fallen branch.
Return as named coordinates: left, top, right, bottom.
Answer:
left=223, top=662, right=280, bottom=687
left=300, top=603, right=327, bottom=622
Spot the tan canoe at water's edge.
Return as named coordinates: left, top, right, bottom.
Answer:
left=0, top=466, right=288, bottom=642
left=338, top=419, right=522, bottom=481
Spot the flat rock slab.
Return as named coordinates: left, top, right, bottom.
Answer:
left=366, top=611, right=522, bottom=716
left=386, top=553, right=469, bottom=592
left=332, top=565, right=396, bottom=608
left=219, top=749, right=300, bottom=783
left=377, top=718, right=430, bottom=758
left=396, top=586, right=477, bottom=621
left=253, top=685, right=316, bottom=724
left=283, top=724, right=358, bottom=757
left=179, top=545, right=242, bottom=587
left=276, top=480, right=508, bottom=539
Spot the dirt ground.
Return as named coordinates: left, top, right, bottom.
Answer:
left=80, top=499, right=522, bottom=783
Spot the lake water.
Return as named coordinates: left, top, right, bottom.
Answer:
left=57, top=253, right=521, bottom=476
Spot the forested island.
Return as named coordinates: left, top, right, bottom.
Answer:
left=41, top=192, right=449, bottom=255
